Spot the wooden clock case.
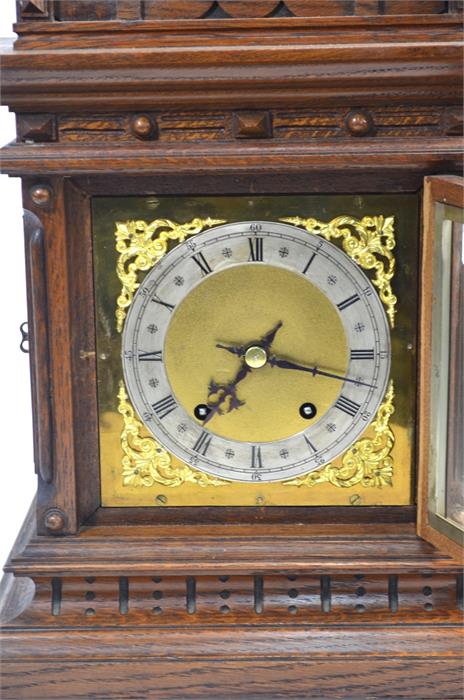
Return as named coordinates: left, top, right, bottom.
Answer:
left=1, top=2, right=463, bottom=698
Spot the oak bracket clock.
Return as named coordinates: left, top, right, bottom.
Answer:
left=0, top=2, right=463, bottom=699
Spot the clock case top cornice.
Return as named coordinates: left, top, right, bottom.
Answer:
left=1, top=13, right=463, bottom=114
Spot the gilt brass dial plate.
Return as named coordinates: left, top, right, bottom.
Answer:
left=93, top=194, right=418, bottom=506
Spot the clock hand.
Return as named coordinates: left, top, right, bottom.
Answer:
left=215, top=342, right=246, bottom=357
left=202, top=361, right=251, bottom=425
left=268, top=355, right=377, bottom=389
left=260, top=320, right=283, bottom=350
left=216, top=320, right=283, bottom=357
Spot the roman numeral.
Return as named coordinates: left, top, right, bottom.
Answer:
left=304, top=435, right=317, bottom=453
left=152, top=296, right=175, bottom=312
left=152, top=394, right=177, bottom=420
left=337, top=293, right=360, bottom=311
left=335, top=395, right=360, bottom=417
left=248, top=237, right=264, bottom=262
left=192, top=431, right=212, bottom=456
left=350, top=349, right=375, bottom=360
left=138, top=350, right=162, bottom=362
left=302, top=252, right=317, bottom=274
left=192, top=252, right=212, bottom=276
left=251, top=445, right=263, bottom=469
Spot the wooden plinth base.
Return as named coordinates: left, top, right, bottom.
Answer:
left=2, top=509, right=463, bottom=699
left=2, top=616, right=463, bottom=699
left=2, top=570, right=464, bottom=700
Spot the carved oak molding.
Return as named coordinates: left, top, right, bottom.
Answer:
left=17, top=0, right=457, bottom=24
left=14, top=106, right=463, bottom=145
left=2, top=572, right=462, bottom=627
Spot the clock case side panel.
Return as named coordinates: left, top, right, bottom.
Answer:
left=417, top=175, right=464, bottom=563
left=22, top=178, right=100, bottom=536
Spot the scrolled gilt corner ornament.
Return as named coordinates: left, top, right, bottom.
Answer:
left=284, top=381, right=395, bottom=490
left=115, top=217, right=225, bottom=332
left=281, top=215, right=397, bottom=328
left=118, top=382, right=227, bottom=489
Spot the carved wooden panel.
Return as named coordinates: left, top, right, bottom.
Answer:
left=6, top=572, right=462, bottom=627
left=18, top=0, right=455, bottom=23
left=48, top=106, right=460, bottom=146
left=17, top=0, right=51, bottom=20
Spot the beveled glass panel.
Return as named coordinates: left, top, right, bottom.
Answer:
left=429, top=203, right=464, bottom=544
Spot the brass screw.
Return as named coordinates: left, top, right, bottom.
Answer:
left=30, top=184, right=52, bottom=207
left=156, top=494, right=168, bottom=505
left=349, top=494, right=362, bottom=506
left=256, top=496, right=265, bottom=505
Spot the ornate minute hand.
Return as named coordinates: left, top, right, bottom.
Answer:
left=268, top=356, right=377, bottom=389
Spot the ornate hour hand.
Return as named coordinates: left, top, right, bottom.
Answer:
left=268, top=355, right=377, bottom=389
left=202, top=362, right=251, bottom=425
left=216, top=320, right=283, bottom=357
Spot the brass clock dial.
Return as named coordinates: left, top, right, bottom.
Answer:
left=122, top=221, right=391, bottom=482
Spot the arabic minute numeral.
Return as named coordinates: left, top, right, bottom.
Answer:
left=192, top=431, right=212, bottom=456
left=252, top=471, right=262, bottom=482
left=249, top=223, right=262, bottom=232
left=151, top=394, right=177, bottom=420
left=138, top=350, right=162, bottom=362
left=251, top=445, right=263, bottom=469
left=361, top=411, right=372, bottom=422
left=139, top=282, right=155, bottom=297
